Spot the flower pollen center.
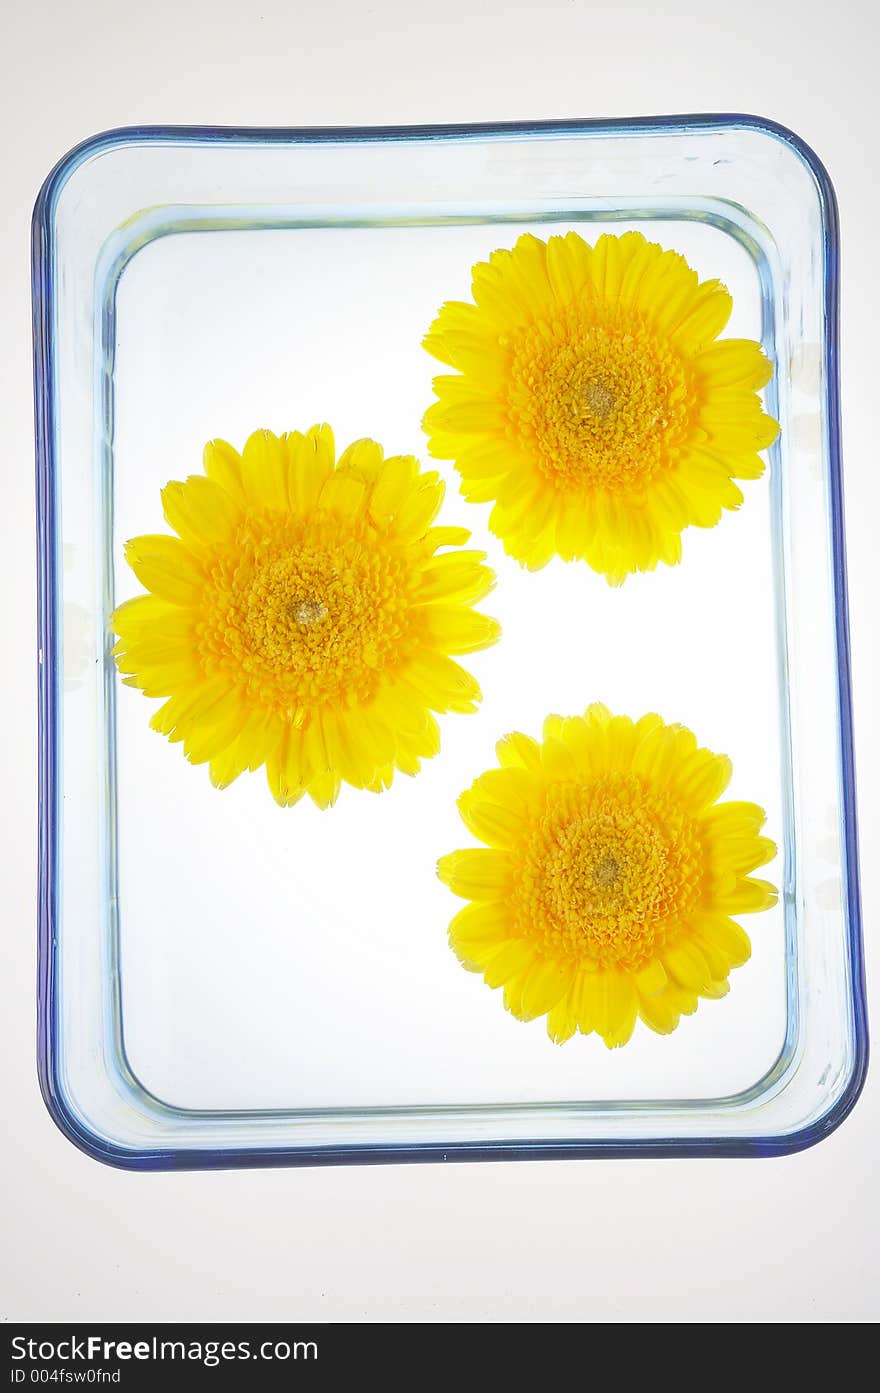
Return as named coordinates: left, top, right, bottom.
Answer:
left=196, top=511, right=413, bottom=717
left=513, top=772, right=705, bottom=972
left=290, top=597, right=328, bottom=627
left=583, top=380, right=616, bottom=420
left=592, top=855, right=621, bottom=887
left=503, top=307, right=695, bottom=492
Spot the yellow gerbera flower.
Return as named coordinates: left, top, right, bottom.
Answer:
left=112, top=427, right=500, bottom=808
left=423, top=231, right=780, bottom=583
left=438, top=704, right=777, bottom=1047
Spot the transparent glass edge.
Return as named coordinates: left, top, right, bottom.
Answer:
left=33, top=115, right=868, bottom=1166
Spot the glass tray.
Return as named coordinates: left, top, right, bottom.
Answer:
left=33, top=115, right=867, bottom=1168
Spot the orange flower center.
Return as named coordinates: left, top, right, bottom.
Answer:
left=515, top=773, right=705, bottom=972
left=195, top=511, right=414, bottom=717
left=503, top=307, right=695, bottom=492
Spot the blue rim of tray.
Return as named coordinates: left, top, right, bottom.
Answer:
left=33, top=113, right=868, bottom=1169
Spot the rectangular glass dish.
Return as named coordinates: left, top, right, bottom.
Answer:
left=33, top=116, right=867, bottom=1168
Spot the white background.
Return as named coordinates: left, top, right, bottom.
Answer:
left=2, top=0, right=878, bottom=1323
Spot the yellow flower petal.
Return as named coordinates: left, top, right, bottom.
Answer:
left=202, top=438, right=246, bottom=505
left=601, top=972, right=638, bottom=1048
left=149, top=674, right=233, bottom=738
left=708, top=833, right=777, bottom=875
left=668, top=279, right=732, bottom=349
left=240, top=429, right=288, bottom=509
left=469, top=765, right=536, bottom=816
left=457, top=790, right=524, bottom=848
left=111, top=593, right=186, bottom=640
left=483, top=939, right=535, bottom=990
left=545, top=230, right=592, bottom=304
left=287, top=428, right=333, bottom=514
left=421, top=606, right=502, bottom=655
left=181, top=689, right=248, bottom=765
left=518, top=958, right=575, bottom=1020
left=318, top=471, right=367, bottom=516
left=392, top=479, right=445, bottom=539
left=306, top=768, right=341, bottom=810
left=634, top=958, right=667, bottom=998
left=368, top=453, right=419, bottom=523
left=546, top=985, right=579, bottom=1044
left=336, top=436, right=385, bottom=481
left=425, top=524, right=471, bottom=550
left=121, top=535, right=205, bottom=606
left=718, top=876, right=779, bottom=913
left=403, top=652, right=482, bottom=713
left=697, top=914, right=752, bottom=967
left=673, top=748, right=733, bottom=810
left=700, top=800, right=768, bottom=837
left=496, top=731, right=542, bottom=771
left=695, top=338, right=774, bottom=390
left=448, top=902, right=509, bottom=955
left=436, top=849, right=513, bottom=900
left=637, top=985, right=683, bottom=1035
left=161, top=475, right=239, bottom=547
left=209, top=735, right=252, bottom=790
left=415, top=551, right=495, bottom=605
left=691, top=930, right=733, bottom=983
